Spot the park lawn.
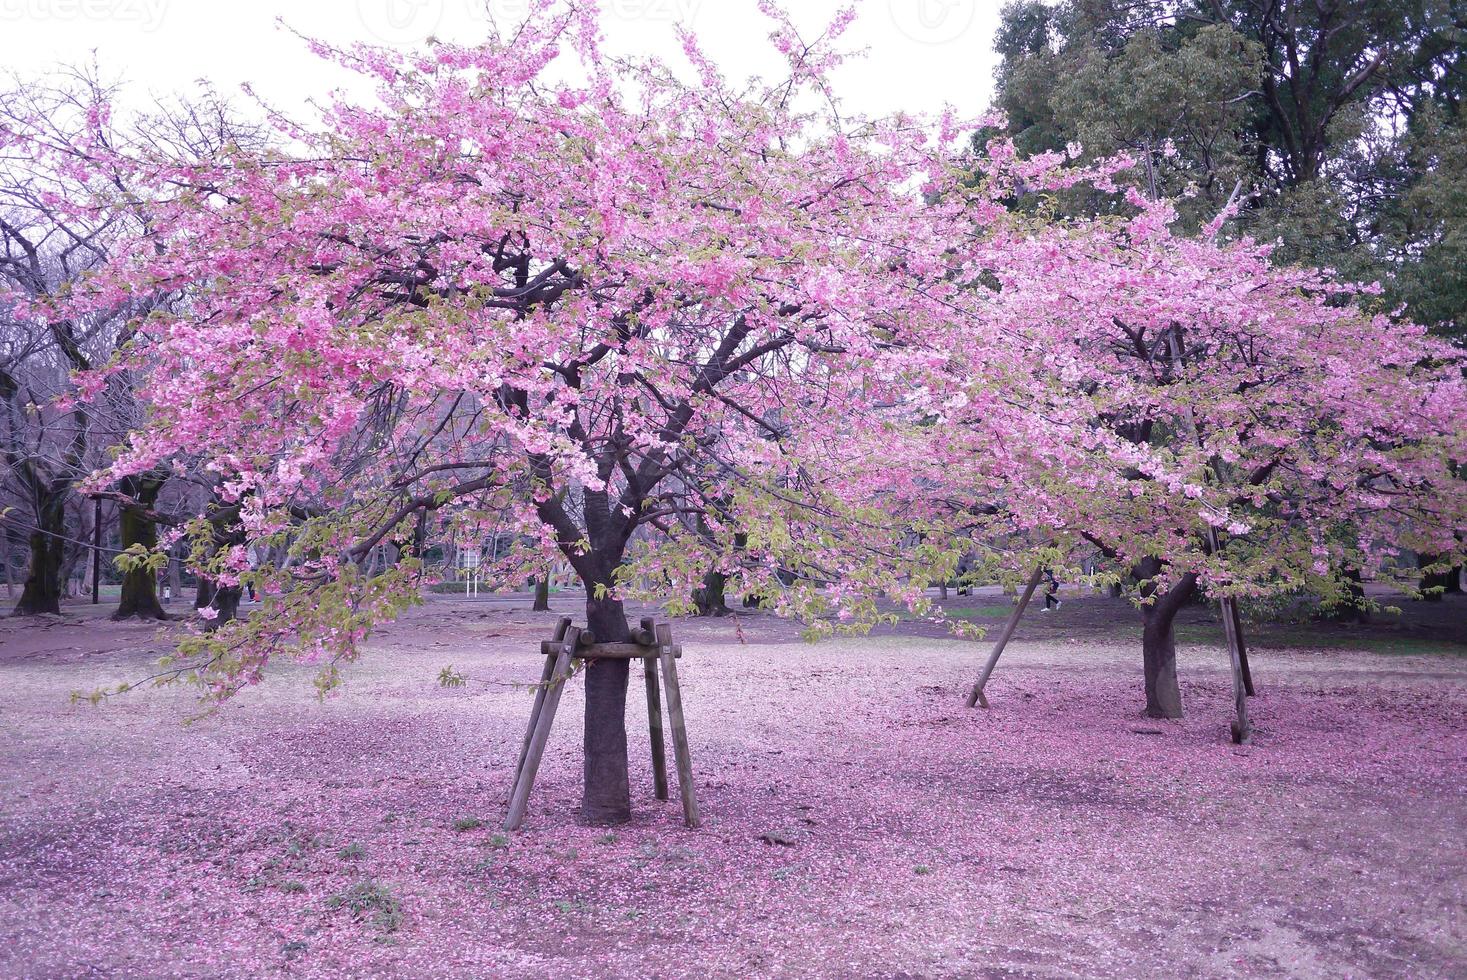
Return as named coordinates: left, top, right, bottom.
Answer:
left=0, top=596, right=1464, bottom=977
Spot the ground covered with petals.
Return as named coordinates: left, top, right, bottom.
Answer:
left=1, top=595, right=1464, bottom=977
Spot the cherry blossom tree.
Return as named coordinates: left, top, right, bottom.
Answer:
left=19, top=1, right=1461, bottom=826
left=893, top=186, right=1467, bottom=718
left=34, top=3, right=1012, bottom=823
left=1, top=68, right=266, bottom=619
left=0, top=71, right=136, bottom=616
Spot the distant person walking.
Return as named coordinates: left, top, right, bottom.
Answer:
left=1042, top=569, right=1061, bottom=611
left=245, top=547, right=259, bottom=602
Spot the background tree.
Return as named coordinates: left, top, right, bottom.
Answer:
left=1, top=69, right=265, bottom=618
left=0, top=71, right=122, bottom=615
left=991, top=0, right=1467, bottom=337
left=879, top=189, right=1467, bottom=717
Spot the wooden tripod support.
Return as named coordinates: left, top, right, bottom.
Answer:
left=504, top=616, right=701, bottom=831
left=966, top=565, right=1045, bottom=709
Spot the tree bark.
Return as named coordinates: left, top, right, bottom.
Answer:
left=693, top=569, right=730, bottom=616
left=1137, top=567, right=1198, bottom=719
left=1420, top=554, right=1463, bottom=599
left=167, top=545, right=182, bottom=604
left=582, top=590, right=632, bottom=824
left=532, top=575, right=551, bottom=611
left=211, top=585, right=242, bottom=628
left=113, top=475, right=167, bottom=621
left=1141, top=612, right=1184, bottom=719
left=13, top=489, right=66, bottom=616
left=1326, top=566, right=1370, bottom=622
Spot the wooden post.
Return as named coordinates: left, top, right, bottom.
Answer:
left=641, top=617, right=669, bottom=801
left=505, top=623, right=577, bottom=831
left=512, top=617, right=571, bottom=796
left=1171, top=328, right=1254, bottom=740
left=2, top=523, right=14, bottom=598
left=1230, top=600, right=1256, bottom=696
left=1204, top=519, right=1252, bottom=743
left=965, top=565, right=1045, bottom=708
left=655, top=623, right=701, bottom=828
left=91, top=497, right=102, bottom=605
left=1219, top=595, right=1252, bottom=744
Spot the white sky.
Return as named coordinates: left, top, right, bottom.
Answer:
left=0, top=0, right=1002, bottom=120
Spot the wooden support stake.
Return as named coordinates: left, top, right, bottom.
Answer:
left=642, top=618, right=669, bottom=801
left=1219, top=596, right=1252, bottom=744
left=505, top=624, right=578, bottom=831
left=513, top=617, right=571, bottom=796
left=1230, top=601, right=1256, bottom=696
left=656, top=623, right=701, bottom=827
left=966, top=565, right=1045, bottom=708
left=92, top=497, right=102, bottom=605
left=539, top=640, right=681, bottom=658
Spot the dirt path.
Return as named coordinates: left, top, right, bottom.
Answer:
left=0, top=597, right=1463, bottom=977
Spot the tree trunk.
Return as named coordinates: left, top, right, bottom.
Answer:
left=167, top=546, right=182, bottom=604
left=1137, top=568, right=1197, bottom=719
left=1420, top=555, right=1463, bottom=599
left=1141, top=611, right=1184, bottom=719
left=693, top=569, right=729, bottom=616
left=113, top=476, right=167, bottom=621
left=532, top=575, right=550, bottom=611
left=13, top=491, right=66, bottom=616
left=1326, top=566, right=1370, bottom=622
left=582, top=590, right=632, bottom=825
left=211, top=586, right=242, bottom=628
left=114, top=505, right=166, bottom=619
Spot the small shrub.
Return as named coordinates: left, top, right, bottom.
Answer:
left=452, top=816, right=485, bottom=832
left=438, top=666, right=468, bottom=688
left=327, top=881, right=403, bottom=933
left=285, top=835, right=321, bottom=860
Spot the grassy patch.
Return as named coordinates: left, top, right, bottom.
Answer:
left=902, top=605, right=1011, bottom=622
left=452, top=816, right=486, bottom=832
left=1176, top=624, right=1467, bottom=657
left=327, top=881, right=403, bottom=934
left=946, top=605, right=1012, bottom=621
